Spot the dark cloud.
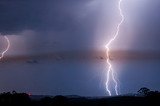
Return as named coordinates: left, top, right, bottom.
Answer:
left=0, top=0, right=160, bottom=96
left=0, top=0, right=99, bottom=34
left=0, top=0, right=102, bottom=51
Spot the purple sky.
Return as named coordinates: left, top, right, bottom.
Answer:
left=0, top=0, right=160, bottom=96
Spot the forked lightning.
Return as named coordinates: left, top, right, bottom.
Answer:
left=0, top=35, right=10, bottom=60
left=105, top=0, right=124, bottom=96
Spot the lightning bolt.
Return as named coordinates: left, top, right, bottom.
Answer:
left=0, top=35, right=10, bottom=60
left=105, top=0, right=124, bottom=96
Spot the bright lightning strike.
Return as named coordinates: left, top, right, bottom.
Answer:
left=105, top=0, right=124, bottom=96
left=0, top=35, right=10, bottom=60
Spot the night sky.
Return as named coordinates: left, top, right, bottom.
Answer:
left=0, top=0, right=160, bottom=96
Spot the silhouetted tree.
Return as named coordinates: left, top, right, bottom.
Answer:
left=0, top=92, right=31, bottom=105
left=138, top=87, right=150, bottom=96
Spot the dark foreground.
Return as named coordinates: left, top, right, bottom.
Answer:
left=0, top=91, right=160, bottom=106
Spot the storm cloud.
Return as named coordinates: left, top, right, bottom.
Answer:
left=0, top=0, right=100, bottom=34
left=0, top=0, right=160, bottom=96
